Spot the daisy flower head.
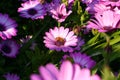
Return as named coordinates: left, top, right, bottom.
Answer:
left=43, top=0, right=61, bottom=12
left=86, top=10, right=120, bottom=32
left=70, top=52, right=96, bottom=69
left=0, top=13, right=17, bottom=40
left=0, top=39, right=20, bottom=58
left=30, top=60, right=101, bottom=80
left=50, top=3, right=72, bottom=23
left=43, top=26, right=78, bottom=52
left=18, top=0, right=46, bottom=20
left=3, top=73, right=20, bottom=80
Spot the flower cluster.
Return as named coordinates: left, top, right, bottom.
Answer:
left=84, top=0, right=120, bottom=32
left=0, top=13, right=20, bottom=58
left=18, top=0, right=72, bottom=22
left=1, top=0, right=120, bottom=80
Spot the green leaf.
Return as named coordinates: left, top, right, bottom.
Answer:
left=111, top=31, right=120, bottom=38
left=109, top=44, right=120, bottom=62
left=87, top=33, right=100, bottom=44
left=102, top=66, right=117, bottom=80
left=110, top=36, right=120, bottom=45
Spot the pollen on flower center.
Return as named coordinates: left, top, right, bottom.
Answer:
left=55, top=37, right=65, bottom=46
left=28, top=8, right=37, bottom=16
left=0, top=24, right=6, bottom=31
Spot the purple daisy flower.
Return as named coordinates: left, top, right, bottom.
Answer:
left=18, top=0, right=46, bottom=20
left=86, top=10, right=120, bottom=32
left=43, top=26, right=78, bottom=52
left=30, top=60, right=101, bottom=80
left=3, top=73, right=20, bottom=80
left=44, top=0, right=61, bottom=12
left=0, top=39, right=20, bottom=58
left=0, top=13, right=17, bottom=40
left=50, top=3, right=72, bottom=23
left=70, top=52, right=96, bottom=69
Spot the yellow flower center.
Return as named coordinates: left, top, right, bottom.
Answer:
left=55, top=37, right=65, bottom=46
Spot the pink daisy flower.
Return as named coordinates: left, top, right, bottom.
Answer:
left=30, top=60, right=101, bottom=80
left=18, top=0, right=46, bottom=20
left=43, top=26, right=78, bottom=52
left=86, top=10, right=120, bottom=32
left=3, top=73, right=20, bottom=80
left=99, top=0, right=120, bottom=7
left=50, top=3, right=72, bottom=23
left=86, top=2, right=111, bottom=14
left=0, top=39, right=20, bottom=58
left=0, top=13, right=17, bottom=40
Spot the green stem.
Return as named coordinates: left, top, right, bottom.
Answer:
left=32, top=21, right=36, bottom=35
left=48, top=50, right=54, bottom=54
left=101, top=32, right=110, bottom=65
left=58, top=22, right=61, bottom=27
left=102, top=32, right=110, bottom=45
